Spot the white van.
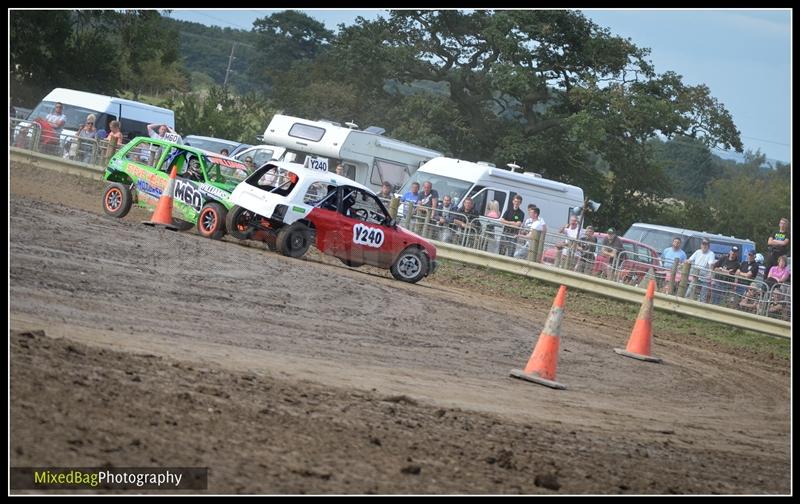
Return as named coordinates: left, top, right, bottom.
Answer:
left=399, top=157, right=585, bottom=228
left=25, top=88, right=175, bottom=143
left=259, top=114, right=443, bottom=193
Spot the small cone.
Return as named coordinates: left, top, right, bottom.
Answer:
left=614, top=280, right=662, bottom=363
left=510, top=285, right=568, bottom=389
left=143, top=166, right=179, bottom=230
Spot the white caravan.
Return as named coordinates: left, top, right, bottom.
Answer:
left=399, top=157, right=585, bottom=228
left=259, top=114, right=443, bottom=193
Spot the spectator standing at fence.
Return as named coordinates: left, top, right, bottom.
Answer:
left=600, top=228, right=624, bottom=280
left=575, top=225, right=598, bottom=272
left=378, top=181, right=393, bottom=201
left=147, top=123, right=170, bottom=140
left=661, top=237, right=688, bottom=270
left=738, top=284, right=762, bottom=313
left=514, top=204, right=546, bottom=259
left=485, top=200, right=501, bottom=219
left=71, top=113, right=98, bottom=162
left=765, top=255, right=790, bottom=289
left=46, top=102, right=66, bottom=130
left=498, top=194, right=524, bottom=257
left=434, top=195, right=456, bottom=242
left=686, top=238, right=716, bottom=302
left=736, top=250, right=760, bottom=285
left=556, top=215, right=580, bottom=258
left=417, top=180, right=439, bottom=219
left=220, top=148, right=229, bottom=156
left=106, top=120, right=123, bottom=152
left=763, top=217, right=790, bottom=275
left=711, top=246, right=740, bottom=305
left=335, top=163, right=345, bottom=176
left=402, top=182, right=420, bottom=203
left=453, top=196, right=479, bottom=230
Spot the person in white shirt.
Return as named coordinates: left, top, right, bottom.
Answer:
left=514, top=204, right=546, bottom=258
left=686, top=239, right=716, bottom=302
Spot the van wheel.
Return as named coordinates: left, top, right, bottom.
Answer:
left=102, top=183, right=132, bottom=218
left=390, top=248, right=428, bottom=283
left=197, top=202, right=227, bottom=240
left=276, top=223, right=311, bottom=258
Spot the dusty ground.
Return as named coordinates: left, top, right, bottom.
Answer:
left=9, top=163, right=791, bottom=494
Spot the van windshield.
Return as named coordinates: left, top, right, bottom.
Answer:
left=27, top=101, right=106, bottom=131
left=399, top=172, right=473, bottom=206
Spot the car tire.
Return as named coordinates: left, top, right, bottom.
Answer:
left=225, top=205, right=254, bottom=240
left=390, top=247, right=428, bottom=283
left=102, top=182, right=132, bottom=218
left=277, top=223, right=311, bottom=258
left=197, top=202, right=227, bottom=240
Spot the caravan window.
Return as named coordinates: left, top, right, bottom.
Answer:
left=370, top=158, right=413, bottom=192
left=288, top=123, right=326, bottom=142
left=399, top=173, right=473, bottom=207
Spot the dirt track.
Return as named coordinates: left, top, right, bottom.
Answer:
left=9, top=163, right=791, bottom=494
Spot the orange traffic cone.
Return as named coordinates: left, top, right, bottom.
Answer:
left=510, top=285, right=568, bottom=390
left=142, top=166, right=178, bottom=231
left=614, top=279, right=662, bottom=363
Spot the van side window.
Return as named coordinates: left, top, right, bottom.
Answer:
left=371, top=158, right=412, bottom=190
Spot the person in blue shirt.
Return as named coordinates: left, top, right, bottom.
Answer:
left=661, top=237, right=688, bottom=269
left=402, top=182, right=420, bottom=203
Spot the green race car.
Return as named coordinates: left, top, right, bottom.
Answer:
left=102, top=136, right=249, bottom=239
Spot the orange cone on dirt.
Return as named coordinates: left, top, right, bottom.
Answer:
left=142, top=165, right=178, bottom=231
left=510, top=285, right=568, bottom=390
left=614, top=279, right=662, bottom=363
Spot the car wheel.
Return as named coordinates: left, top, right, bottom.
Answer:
left=390, top=247, right=428, bottom=283
left=102, top=182, right=132, bottom=218
left=225, top=205, right=255, bottom=240
left=340, top=258, right=363, bottom=268
left=276, top=223, right=311, bottom=258
left=197, top=202, right=227, bottom=240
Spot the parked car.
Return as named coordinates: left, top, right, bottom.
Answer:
left=542, top=233, right=663, bottom=284
left=226, top=161, right=438, bottom=283
left=102, top=136, right=249, bottom=239
left=183, top=135, right=249, bottom=157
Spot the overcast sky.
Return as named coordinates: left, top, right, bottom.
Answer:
left=168, top=8, right=791, bottom=164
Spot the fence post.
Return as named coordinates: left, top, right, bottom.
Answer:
left=666, top=260, right=679, bottom=295
left=420, top=207, right=431, bottom=238
left=528, top=229, right=540, bottom=262
left=677, top=261, right=691, bottom=298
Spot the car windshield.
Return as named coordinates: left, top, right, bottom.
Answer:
left=184, top=136, right=239, bottom=154
left=399, top=172, right=474, bottom=205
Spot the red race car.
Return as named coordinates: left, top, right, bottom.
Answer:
left=226, top=162, right=437, bottom=283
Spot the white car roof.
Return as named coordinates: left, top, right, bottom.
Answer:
left=265, top=160, right=372, bottom=193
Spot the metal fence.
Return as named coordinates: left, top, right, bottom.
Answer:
left=10, top=117, right=124, bottom=168
left=397, top=201, right=791, bottom=320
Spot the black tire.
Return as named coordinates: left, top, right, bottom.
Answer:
left=225, top=205, right=255, bottom=240
left=390, top=247, right=429, bottom=283
left=340, top=258, right=363, bottom=268
left=276, top=223, right=311, bottom=258
left=196, top=202, right=227, bottom=240
left=102, top=182, right=132, bottom=218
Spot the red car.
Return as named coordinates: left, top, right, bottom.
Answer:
left=226, top=162, right=437, bottom=283
left=541, top=233, right=663, bottom=284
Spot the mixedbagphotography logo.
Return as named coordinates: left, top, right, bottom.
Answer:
left=10, top=467, right=208, bottom=491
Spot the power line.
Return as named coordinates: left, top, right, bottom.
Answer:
left=739, top=135, right=790, bottom=147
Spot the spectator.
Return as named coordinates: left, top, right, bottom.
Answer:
left=402, top=182, right=420, bottom=204
left=765, top=255, right=790, bottom=289
left=45, top=102, right=66, bottom=130
left=220, top=148, right=230, bottom=156
left=514, top=204, right=546, bottom=259
left=378, top=181, right=393, bottom=201
left=711, top=246, right=740, bottom=305
left=763, top=217, right=790, bottom=275
left=14, top=125, right=31, bottom=149
left=575, top=225, right=598, bottom=273
left=686, top=238, right=716, bottom=302
left=435, top=194, right=457, bottom=242
left=661, top=237, right=688, bottom=270
left=105, top=120, right=124, bottom=150
left=555, top=215, right=580, bottom=258
left=736, top=250, right=760, bottom=285
left=738, top=284, right=762, bottom=313
left=767, top=287, right=790, bottom=319
left=417, top=181, right=439, bottom=219
left=600, top=227, right=625, bottom=280
left=499, top=194, right=524, bottom=257
left=69, top=113, right=98, bottom=162
left=243, top=156, right=255, bottom=172
left=485, top=200, right=501, bottom=219
left=147, top=123, right=170, bottom=140
left=452, top=196, right=480, bottom=245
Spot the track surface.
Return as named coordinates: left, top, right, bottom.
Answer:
left=9, top=164, right=791, bottom=494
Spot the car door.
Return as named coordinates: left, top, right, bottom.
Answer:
left=158, top=147, right=205, bottom=220
left=332, top=187, right=397, bottom=268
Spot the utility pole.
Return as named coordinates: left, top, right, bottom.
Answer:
left=223, top=42, right=237, bottom=90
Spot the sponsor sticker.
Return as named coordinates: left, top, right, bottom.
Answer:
left=292, top=206, right=306, bottom=214
left=198, top=184, right=228, bottom=200
left=352, top=223, right=385, bottom=248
